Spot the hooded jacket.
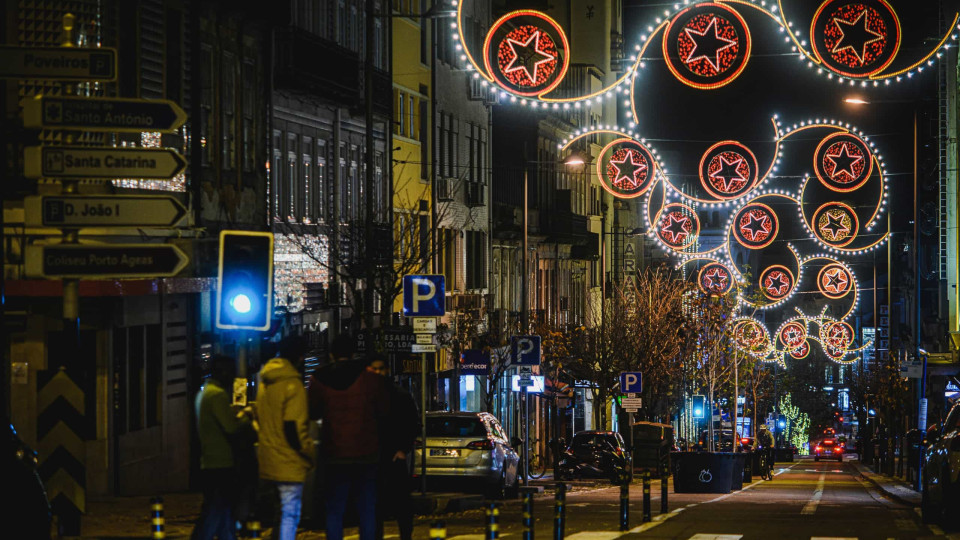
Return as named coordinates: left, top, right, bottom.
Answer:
left=308, top=360, right=389, bottom=464
left=255, top=357, right=315, bottom=482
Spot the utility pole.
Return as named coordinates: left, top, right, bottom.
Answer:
left=364, top=0, right=376, bottom=330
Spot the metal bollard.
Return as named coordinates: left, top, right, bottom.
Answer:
left=486, top=502, right=500, bottom=540
left=642, top=472, right=651, bottom=523
left=247, top=520, right=261, bottom=539
left=553, top=482, right=566, bottom=540
left=431, top=520, right=447, bottom=540
left=619, top=482, right=629, bottom=531
left=522, top=492, right=534, bottom=540
left=661, top=461, right=669, bottom=515
left=150, top=496, right=165, bottom=539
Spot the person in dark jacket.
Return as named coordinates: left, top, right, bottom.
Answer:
left=368, top=356, right=419, bottom=540
left=308, top=334, right=390, bottom=540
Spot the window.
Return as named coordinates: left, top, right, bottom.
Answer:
left=272, top=130, right=283, bottom=219
left=286, top=133, right=298, bottom=221
left=301, top=136, right=313, bottom=223
left=408, top=95, right=416, bottom=140
left=221, top=51, right=237, bottom=170
left=200, top=44, right=214, bottom=166
left=242, top=42, right=257, bottom=172
left=466, top=230, right=487, bottom=289
left=315, top=139, right=328, bottom=223
left=396, top=91, right=405, bottom=136
left=113, top=324, right=162, bottom=434
left=419, top=86, right=428, bottom=180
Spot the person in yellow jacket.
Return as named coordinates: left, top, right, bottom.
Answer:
left=255, top=336, right=315, bottom=540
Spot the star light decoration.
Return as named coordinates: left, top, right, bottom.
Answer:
left=760, top=265, right=795, bottom=300
left=818, top=263, right=852, bottom=298
left=733, top=203, right=778, bottom=249
left=814, top=202, right=858, bottom=247
left=815, top=132, right=872, bottom=192
left=778, top=321, right=807, bottom=350
left=454, top=0, right=959, bottom=105
left=657, top=203, right=700, bottom=249
left=500, top=27, right=557, bottom=87
left=698, top=262, right=733, bottom=295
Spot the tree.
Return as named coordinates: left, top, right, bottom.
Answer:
left=688, top=293, right=739, bottom=451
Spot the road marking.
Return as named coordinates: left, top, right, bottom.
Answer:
left=566, top=533, right=623, bottom=540
left=687, top=535, right=743, bottom=540
left=810, top=537, right=857, bottom=540
left=894, top=518, right=918, bottom=530
left=801, top=473, right=826, bottom=515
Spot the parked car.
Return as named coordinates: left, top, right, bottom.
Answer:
left=922, top=400, right=960, bottom=525
left=739, top=437, right=756, bottom=452
left=2, top=420, right=52, bottom=540
left=556, top=431, right=630, bottom=483
left=814, top=438, right=843, bottom=462
left=699, top=429, right=741, bottom=452
left=412, top=412, right=520, bottom=498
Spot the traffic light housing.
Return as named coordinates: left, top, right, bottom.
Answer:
left=216, top=231, right=274, bottom=331
left=692, top=395, right=705, bottom=418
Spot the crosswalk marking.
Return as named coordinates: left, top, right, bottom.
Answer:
left=687, top=535, right=743, bottom=540
left=801, top=473, right=826, bottom=515
left=566, top=532, right=624, bottom=540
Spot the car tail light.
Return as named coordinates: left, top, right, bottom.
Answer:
left=741, top=438, right=750, bottom=445
left=816, top=446, right=822, bottom=452
left=466, top=439, right=494, bottom=450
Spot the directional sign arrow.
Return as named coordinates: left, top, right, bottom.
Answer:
left=0, top=46, right=117, bottom=81
left=25, top=195, right=188, bottom=228
left=24, top=146, right=187, bottom=180
left=22, top=96, right=187, bottom=133
left=26, top=244, right=189, bottom=279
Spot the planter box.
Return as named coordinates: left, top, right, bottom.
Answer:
left=671, top=452, right=742, bottom=494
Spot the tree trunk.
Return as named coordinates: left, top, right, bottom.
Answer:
left=733, top=353, right=739, bottom=451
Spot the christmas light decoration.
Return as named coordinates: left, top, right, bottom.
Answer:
left=698, top=261, right=734, bottom=295
left=597, top=138, right=658, bottom=198
left=699, top=141, right=759, bottom=200
left=663, top=2, right=752, bottom=90
left=814, top=132, right=873, bottom=192
left=482, top=11, right=569, bottom=97
left=812, top=201, right=859, bottom=247
left=732, top=202, right=779, bottom=249
left=810, top=0, right=900, bottom=79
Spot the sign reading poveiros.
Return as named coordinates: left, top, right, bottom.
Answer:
left=22, top=96, right=187, bottom=132
left=26, top=244, right=188, bottom=278
left=0, top=46, right=117, bottom=80
left=24, top=146, right=187, bottom=180
left=25, top=195, right=188, bottom=228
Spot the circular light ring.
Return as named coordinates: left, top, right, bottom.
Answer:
left=759, top=264, right=795, bottom=301
left=813, top=132, right=874, bottom=192
left=778, top=321, right=808, bottom=350
left=656, top=202, right=701, bottom=250
left=810, top=0, right=901, bottom=79
left=732, top=202, right=779, bottom=249
left=817, top=263, right=853, bottom=299
left=662, top=2, right=752, bottom=90
left=789, top=339, right=811, bottom=359
left=734, top=319, right=767, bottom=350
left=812, top=201, right=859, bottom=247
left=597, top=138, right=659, bottom=199
left=823, top=320, right=855, bottom=348
left=698, top=262, right=734, bottom=295
left=482, top=11, right=570, bottom=97
left=698, top=141, right=760, bottom=200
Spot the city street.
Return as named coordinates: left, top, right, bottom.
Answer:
left=365, top=459, right=944, bottom=540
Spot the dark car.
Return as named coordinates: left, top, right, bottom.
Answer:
left=556, top=431, right=630, bottom=483
left=2, top=420, right=52, bottom=540
left=922, top=400, right=960, bottom=525
left=814, top=438, right=843, bottom=462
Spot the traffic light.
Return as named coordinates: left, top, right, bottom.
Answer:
left=692, top=395, right=705, bottom=418
left=216, top=231, right=274, bottom=331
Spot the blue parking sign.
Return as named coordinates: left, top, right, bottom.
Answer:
left=511, top=335, right=541, bottom=366
left=620, top=371, right=643, bottom=393
left=402, top=275, right=445, bottom=316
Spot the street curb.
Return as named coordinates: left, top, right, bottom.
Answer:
left=854, top=462, right=920, bottom=507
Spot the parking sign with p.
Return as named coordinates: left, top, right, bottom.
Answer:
left=620, top=371, right=643, bottom=393
left=403, top=275, right=445, bottom=316
left=511, top=335, right=541, bottom=366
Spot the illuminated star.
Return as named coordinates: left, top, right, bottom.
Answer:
left=610, top=151, right=647, bottom=189
left=662, top=214, right=691, bottom=244
left=825, top=143, right=863, bottom=181
left=709, top=154, right=748, bottom=192
left=684, top=17, right=737, bottom=72
left=832, top=10, right=883, bottom=65
left=765, top=272, right=789, bottom=295
left=784, top=327, right=799, bottom=343
left=741, top=213, right=770, bottom=241
left=703, top=267, right=728, bottom=290
left=821, top=212, right=849, bottom=237
left=824, top=269, right=848, bottom=291
left=503, top=30, right=556, bottom=84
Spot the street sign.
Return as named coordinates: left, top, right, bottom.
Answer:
left=22, top=95, right=187, bottom=132
left=620, top=371, right=643, bottom=393
left=24, top=146, right=187, bottom=180
left=25, top=195, right=187, bottom=228
left=26, top=243, right=188, bottom=278
left=621, top=397, right=643, bottom=409
left=0, top=46, right=117, bottom=81
left=511, top=335, right=541, bottom=366
left=460, top=350, right=489, bottom=376
left=402, top=275, right=445, bottom=316
left=411, top=344, right=437, bottom=353
left=412, top=317, right=437, bottom=334
left=511, top=375, right=545, bottom=393
left=415, top=334, right=433, bottom=345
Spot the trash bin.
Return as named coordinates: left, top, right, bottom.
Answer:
left=741, top=451, right=753, bottom=484
left=671, top=452, right=736, bottom=494
left=730, top=453, right=745, bottom=490
left=632, top=422, right=673, bottom=478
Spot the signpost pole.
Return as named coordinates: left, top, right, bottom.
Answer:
left=522, top=385, right=529, bottom=487
left=421, top=351, right=428, bottom=496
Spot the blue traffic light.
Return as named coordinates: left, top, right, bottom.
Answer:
left=777, top=420, right=786, bottom=428
left=692, top=395, right=705, bottom=419
left=216, top=231, right=274, bottom=331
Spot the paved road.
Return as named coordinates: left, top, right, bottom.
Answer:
left=357, top=458, right=949, bottom=540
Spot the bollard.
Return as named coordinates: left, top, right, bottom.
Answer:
left=150, top=496, right=165, bottom=539
left=619, top=482, right=629, bottom=531
left=431, top=520, right=447, bottom=540
left=247, top=520, right=261, bottom=539
left=660, top=461, right=669, bottom=515
left=522, top=492, right=534, bottom=540
left=486, top=502, right=500, bottom=540
left=642, top=472, right=651, bottom=523
left=553, top=482, right=566, bottom=540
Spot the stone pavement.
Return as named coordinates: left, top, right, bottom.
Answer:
left=853, top=460, right=922, bottom=506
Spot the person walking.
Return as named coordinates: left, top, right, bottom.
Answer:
left=308, top=334, right=389, bottom=540
left=193, top=355, right=250, bottom=540
left=368, top=356, right=418, bottom=540
left=255, top=336, right=315, bottom=540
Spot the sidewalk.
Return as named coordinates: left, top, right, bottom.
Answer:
left=853, top=461, right=922, bottom=506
